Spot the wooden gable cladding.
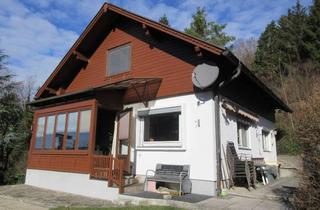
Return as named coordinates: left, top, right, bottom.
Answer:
left=65, top=19, right=208, bottom=102
left=27, top=99, right=97, bottom=173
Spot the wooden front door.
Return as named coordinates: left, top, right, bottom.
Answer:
left=116, top=109, right=132, bottom=174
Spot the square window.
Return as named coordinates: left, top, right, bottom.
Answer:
left=237, top=121, right=249, bottom=148
left=141, top=111, right=180, bottom=142
left=138, top=106, right=181, bottom=143
left=107, top=44, right=131, bottom=76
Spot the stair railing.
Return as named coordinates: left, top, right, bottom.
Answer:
left=91, top=155, right=124, bottom=193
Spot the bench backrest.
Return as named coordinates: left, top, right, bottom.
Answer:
left=155, top=164, right=190, bottom=177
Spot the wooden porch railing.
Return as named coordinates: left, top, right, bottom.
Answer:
left=90, top=155, right=125, bottom=193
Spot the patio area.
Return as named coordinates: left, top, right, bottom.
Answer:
left=0, top=178, right=295, bottom=210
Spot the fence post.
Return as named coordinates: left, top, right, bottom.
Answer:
left=107, top=156, right=113, bottom=187
left=118, top=159, right=124, bottom=194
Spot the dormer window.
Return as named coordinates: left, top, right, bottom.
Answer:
left=107, top=44, right=131, bottom=76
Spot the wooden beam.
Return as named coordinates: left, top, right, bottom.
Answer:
left=45, top=87, right=57, bottom=94
left=142, top=23, right=147, bottom=30
left=73, top=51, right=89, bottom=62
left=131, top=83, right=148, bottom=107
left=142, top=23, right=150, bottom=37
left=103, top=4, right=109, bottom=13
left=56, top=87, right=65, bottom=96
left=194, top=46, right=202, bottom=57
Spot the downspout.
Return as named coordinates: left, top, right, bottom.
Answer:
left=215, top=50, right=241, bottom=195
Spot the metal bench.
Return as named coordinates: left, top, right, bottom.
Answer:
left=145, top=164, right=191, bottom=195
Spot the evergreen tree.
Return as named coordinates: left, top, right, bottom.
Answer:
left=184, top=7, right=235, bottom=46
left=253, top=21, right=283, bottom=84
left=0, top=49, right=32, bottom=184
left=253, top=1, right=309, bottom=84
left=304, top=0, right=320, bottom=64
left=278, top=1, right=308, bottom=63
left=159, top=14, right=169, bottom=26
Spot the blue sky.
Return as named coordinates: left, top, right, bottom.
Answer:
left=0, top=0, right=313, bottom=87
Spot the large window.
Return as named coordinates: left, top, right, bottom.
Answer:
left=139, top=107, right=181, bottom=143
left=44, top=116, right=55, bottom=149
left=66, top=112, right=78, bottom=150
left=34, top=109, right=92, bottom=151
left=144, top=113, right=180, bottom=142
left=78, top=110, right=91, bottom=150
left=107, top=44, right=131, bottom=76
left=55, top=114, right=66, bottom=150
left=35, top=117, right=45, bottom=149
left=237, top=121, right=250, bottom=148
left=262, top=130, right=271, bottom=151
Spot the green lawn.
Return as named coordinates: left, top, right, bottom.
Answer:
left=51, top=206, right=184, bottom=210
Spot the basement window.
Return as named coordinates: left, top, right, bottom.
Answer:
left=237, top=121, right=250, bottom=148
left=107, top=44, right=131, bottom=76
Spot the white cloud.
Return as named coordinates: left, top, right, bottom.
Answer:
left=0, top=0, right=78, bottom=86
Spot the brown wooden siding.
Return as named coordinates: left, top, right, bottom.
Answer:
left=66, top=20, right=205, bottom=103
left=27, top=99, right=97, bottom=173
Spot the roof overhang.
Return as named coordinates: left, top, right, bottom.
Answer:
left=29, top=77, right=161, bottom=107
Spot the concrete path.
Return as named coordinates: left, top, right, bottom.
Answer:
left=0, top=194, right=47, bottom=210
left=118, top=193, right=289, bottom=210
left=0, top=183, right=292, bottom=210
left=0, top=184, right=113, bottom=210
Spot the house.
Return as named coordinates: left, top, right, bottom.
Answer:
left=25, top=3, right=291, bottom=200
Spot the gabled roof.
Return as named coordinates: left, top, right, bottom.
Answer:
left=34, top=3, right=291, bottom=112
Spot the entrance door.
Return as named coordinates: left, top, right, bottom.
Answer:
left=116, top=109, right=132, bottom=174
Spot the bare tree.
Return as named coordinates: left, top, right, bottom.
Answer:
left=232, top=38, right=257, bottom=69
left=17, top=75, right=37, bottom=111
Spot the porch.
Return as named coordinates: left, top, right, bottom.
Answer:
left=27, top=78, right=162, bottom=195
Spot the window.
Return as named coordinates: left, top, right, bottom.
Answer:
left=44, top=116, right=55, bottom=149
left=34, top=107, right=92, bottom=151
left=237, top=121, right=250, bottom=148
left=55, top=114, right=66, bottom=150
left=262, top=130, right=271, bottom=151
left=78, top=110, right=91, bottom=150
left=35, top=117, right=45, bottom=149
left=144, top=113, right=180, bottom=142
left=107, top=44, right=131, bottom=76
left=139, top=107, right=181, bottom=143
left=66, top=112, right=78, bottom=150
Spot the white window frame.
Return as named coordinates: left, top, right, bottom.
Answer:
left=262, top=130, right=272, bottom=152
left=136, top=106, right=185, bottom=150
left=237, top=121, right=251, bottom=149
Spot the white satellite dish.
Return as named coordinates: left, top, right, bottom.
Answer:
left=192, top=63, right=219, bottom=89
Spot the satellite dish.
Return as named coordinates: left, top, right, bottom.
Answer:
left=192, top=63, right=219, bottom=89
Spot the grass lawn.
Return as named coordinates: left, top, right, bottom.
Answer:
left=51, top=206, right=185, bottom=210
